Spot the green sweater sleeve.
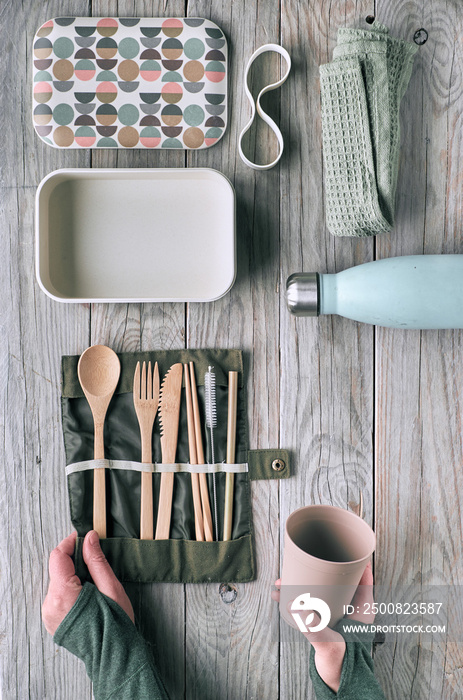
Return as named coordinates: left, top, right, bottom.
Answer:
left=309, top=620, right=386, bottom=699
left=54, top=582, right=168, bottom=700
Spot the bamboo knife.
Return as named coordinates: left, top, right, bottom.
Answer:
left=155, top=363, right=183, bottom=540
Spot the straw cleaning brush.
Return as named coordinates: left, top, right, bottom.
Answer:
left=205, top=366, right=219, bottom=541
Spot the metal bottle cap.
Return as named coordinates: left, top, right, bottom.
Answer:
left=286, top=273, right=320, bottom=316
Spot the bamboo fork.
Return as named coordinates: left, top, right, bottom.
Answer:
left=189, top=361, right=214, bottom=542
left=223, top=371, right=238, bottom=541
left=184, top=363, right=205, bottom=541
left=133, top=361, right=160, bottom=540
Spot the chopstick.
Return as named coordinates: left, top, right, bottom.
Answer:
left=184, top=364, right=205, bottom=541
left=189, top=362, right=214, bottom=542
left=223, top=371, right=238, bottom=541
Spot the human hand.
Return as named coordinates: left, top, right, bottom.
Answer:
left=42, top=530, right=134, bottom=636
left=272, top=561, right=374, bottom=693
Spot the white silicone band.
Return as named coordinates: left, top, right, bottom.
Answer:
left=238, top=43, right=292, bottom=170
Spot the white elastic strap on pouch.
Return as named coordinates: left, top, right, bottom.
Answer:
left=238, top=43, right=291, bottom=170
left=65, top=459, right=249, bottom=476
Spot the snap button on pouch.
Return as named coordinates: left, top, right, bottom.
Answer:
left=238, top=43, right=291, bottom=170
left=272, top=458, right=286, bottom=472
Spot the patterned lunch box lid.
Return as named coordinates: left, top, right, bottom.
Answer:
left=32, top=17, right=227, bottom=149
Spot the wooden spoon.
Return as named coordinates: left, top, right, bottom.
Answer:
left=78, top=345, right=121, bottom=538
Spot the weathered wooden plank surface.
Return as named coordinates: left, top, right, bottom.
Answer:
left=185, top=2, right=282, bottom=698
left=2, top=0, right=463, bottom=698
left=374, top=1, right=463, bottom=698
left=279, top=1, right=375, bottom=698
left=0, top=1, right=92, bottom=698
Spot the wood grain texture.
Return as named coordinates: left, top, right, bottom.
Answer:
left=2, top=0, right=463, bottom=698
left=279, top=1, right=375, bottom=698
left=1, top=1, right=92, bottom=698
left=374, top=1, right=463, bottom=698
left=185, top=1, right=283, bottom=697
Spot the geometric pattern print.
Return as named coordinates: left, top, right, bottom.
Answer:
left=33, top=17, right=227, bottom=149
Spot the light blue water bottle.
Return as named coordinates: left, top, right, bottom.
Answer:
left=286, top=255, right=463, bottom=329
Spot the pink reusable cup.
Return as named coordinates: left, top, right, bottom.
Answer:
left=280, top=505, right=376, bottom=629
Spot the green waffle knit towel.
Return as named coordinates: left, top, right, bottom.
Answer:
left=320, top=22, right=418, bottom=237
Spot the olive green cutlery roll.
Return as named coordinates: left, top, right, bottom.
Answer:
left=61, top=348, right=290, bottom=583
left=74, top=535, right=255, bottom=584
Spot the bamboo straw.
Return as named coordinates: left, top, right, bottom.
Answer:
left=184, top=364, right=204, bottom=541
left=223, top=371, right=238, bottom=541
left=189, top=361, right=214, bottom=542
